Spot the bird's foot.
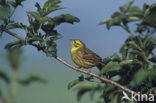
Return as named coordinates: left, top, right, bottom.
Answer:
left=76, top=67, right=81, bottom=72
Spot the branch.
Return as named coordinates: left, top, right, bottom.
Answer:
left=56, top=57, right=139, bottom=95
left=0, top=26, right=25, bottom=41
left=0, top=27, right=140, bottom=96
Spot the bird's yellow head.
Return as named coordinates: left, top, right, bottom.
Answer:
left=71, top=39, right=85, bottom=52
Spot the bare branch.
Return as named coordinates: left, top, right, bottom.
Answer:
left=0, top=27, right=140, bottom=96
left=0, top=26, right=25, bottom=41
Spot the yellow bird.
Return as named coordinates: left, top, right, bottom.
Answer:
left=70, top=39, right=102, bottom=72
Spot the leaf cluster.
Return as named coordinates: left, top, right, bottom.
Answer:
left=0, top=0, right=79, bottom=102
left=0, top=46, right=47, bottom=102
left=68, top=2, right=156, bottom=103
left=0, top=0, right=79, bottom=58
left=99, top=1, right=156, bottom=35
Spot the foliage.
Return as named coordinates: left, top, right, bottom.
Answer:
left=69, top=2, right=156, bottom=103
left=0, top=0, right=79, bottom=58
left=1, top=0, right=156, bottom=103
left=0, top=46, right=47, bottom=103
left=19, top=74, right=47, bottom=86
left=0, top=69, right=10, bottom=84
left=0, top=0, right=79, bottom=102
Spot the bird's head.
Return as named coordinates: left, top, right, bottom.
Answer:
left=70, top=39, right=85, bottom=51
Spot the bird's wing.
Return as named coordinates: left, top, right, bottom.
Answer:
left=81, top=48, right=102, bottom=65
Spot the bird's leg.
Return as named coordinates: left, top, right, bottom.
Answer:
left=76, top=66, right=81, bottom=72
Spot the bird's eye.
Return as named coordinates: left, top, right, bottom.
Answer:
left=74, top=41, right=77, bottom=44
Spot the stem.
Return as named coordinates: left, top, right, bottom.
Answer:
left=8, top=8, right=16, bottom=19
left=37, top=23, right=42, bottom=36
left=0, top=27, right=140, bottom=96
left=8, top=69, right=19, bottom=103
left=120, top=25, right=134, bottom=36
left=37, top=23, right=43, bottom=46
left=0, top=26, right=25, bottom=41
left=42, top=36, right=48, bottom=47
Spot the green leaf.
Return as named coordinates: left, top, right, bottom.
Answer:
left=7, top=22, right=26, bottom=30
left=149, top=57, right=156, bottom=63
left=129, top=6, right=142, bottom=17
left=110, top=75, right=120, bottom=82
left=45, top=40, right=57, bottom=57
left=120, top=1, right=133, bottom=13
left=129, top=50, right=141, bottom=55
left=28, top=11, right=41, bottom=22
left=103, top=56, right=112, bottom=65
left=144, top=3, right=156, bottom=27
left=0, top=0, right=9, bottom=7
left=130, top=68, right=156, bottom=87
left=129, top=6, right=141, bottom=13
left=144, top=3, right=156, bottom=18
left=119, top=60, right=133, bottom=66
left=19, top=74, right=47, bottom=86
left=102, top=54, right=121, bottom=66
left=8, top=1, right=17, bottom=8
left=42, top=0, right=64, bottom=16
left=99, top=18, right=121, bottom=29
left=5, top=40, right=25, bottom=49
left=7, top=46, right=22, bottom=70
left=110, top=94, right=119, bottom=103
left=0, top=70, right=10, bottom=84
left=0, top=7, right=9, bottom=21
left=127, top=16, right=140, bottom=22
left=136, top=36, right=144, bottom=49
left=99, top=18, right=111, bottom=25
left=27, top=35, right=43, bottom=42
left=101, top=62, right=121, bottom=74
left=42, top=16, right=52, bottom=24
left=35, top=2, right=43, bottom=16
left=120, top=44, right=128, bottom=60
left=150, top=87, right=156, bottom=93
left=15, top=0, right=26, bottom=7
left=68, top=75, right=84, bottom=90
left=143, top=3, right=149, bottom=13
left=110, top=54, right=121, bottom=62
left=127, top=41, right=142, bottom=51
left=111, top=12, right=121, bottom=18
left=52, top=14, right=80, bottom=26
left=74, top=84, right=94, bottom=101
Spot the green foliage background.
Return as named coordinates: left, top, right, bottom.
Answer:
left=69, top=2, right=156, bottom=103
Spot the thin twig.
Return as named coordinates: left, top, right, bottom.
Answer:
left=0, top=26, right=25, bottom=41
left=0, top=27, right=140, bottom=96
left=8, top=69, right=19, bottom=103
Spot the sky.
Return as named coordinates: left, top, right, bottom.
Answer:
left=0, top=0, right=156, bottom=103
